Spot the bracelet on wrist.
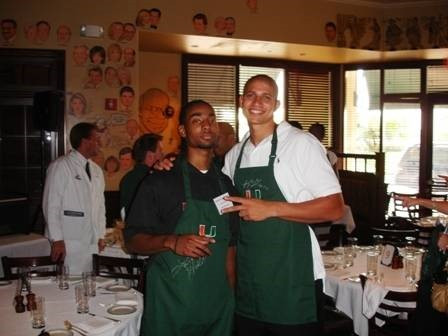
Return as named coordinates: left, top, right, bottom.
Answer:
left=173, top=234, right=179, bottom=253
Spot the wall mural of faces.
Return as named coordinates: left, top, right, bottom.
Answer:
left=136, top=8, right=161, bottom=30
left=4, top=9, right=446, bottom=191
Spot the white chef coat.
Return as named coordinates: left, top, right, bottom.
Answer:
left=223, top=121, right=342, bottom=281
left=43, top=150, right=106, bottom=275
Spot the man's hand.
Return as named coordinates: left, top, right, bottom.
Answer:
left=98, top=238, right=106, bottom=252
left=173, top=234, right=215, bottom=258
left=153, top=156, right=176, bottom=171
left=393, top=194, right=417, bottom=207
left=438, top=175, right=448, bottom=186
left=437, top=233, right=448, bottom=252
left=51, top=240, right=66, bottom=262
left=222, top=196, right=274, bottom=221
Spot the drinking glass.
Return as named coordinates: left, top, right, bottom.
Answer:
left=75, top=284, right=89, bottom=313
left=82, top=272, right=96, bottom=297
left=57, top=265, right=69, bottom=290
left=372, top=234, right=384, bottom=254
left=404, top=254, right=417, bottom=284
left=343, top=246, right=355, bottom=267
left=31, top=296, right=45, bottom=328
left=366, top=251, right=379, bottom=277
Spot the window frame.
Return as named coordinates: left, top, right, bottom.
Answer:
left=182, top=54, right=340, bottom=145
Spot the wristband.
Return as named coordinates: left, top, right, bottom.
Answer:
left=173, top=235, right=179, bottom=253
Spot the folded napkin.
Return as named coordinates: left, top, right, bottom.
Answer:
left=77, top=316, right=115, bottom=334
left=362, top=278, right=389, bottom=319
left=115, top=291, right=138, bottom=306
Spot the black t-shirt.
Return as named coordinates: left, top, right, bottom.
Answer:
left=123, top=159, right=239, bottom=245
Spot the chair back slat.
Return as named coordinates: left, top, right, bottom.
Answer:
left=369, top=290, right=417, bottom=336
left=92, top=254, right=145, bottom=292
left=1, top=256, right=59, bottom=280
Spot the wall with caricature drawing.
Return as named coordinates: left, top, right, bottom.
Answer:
left=0, top=0, right=447, bottom=190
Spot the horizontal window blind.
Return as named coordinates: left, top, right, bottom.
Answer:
left=187, top=63, right=237, bottom=129
left=427, top=65, right=448, bottom=93
left=384, top=68, right=420, bottom=94
left=288, top=70, right=332, bottom=146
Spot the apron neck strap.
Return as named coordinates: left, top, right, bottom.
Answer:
left=236, top=126, right=278, bottom=169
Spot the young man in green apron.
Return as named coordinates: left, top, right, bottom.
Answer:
left=222, top=75, right=344, bottom=336
left=124, top=100, right=238, bottom=336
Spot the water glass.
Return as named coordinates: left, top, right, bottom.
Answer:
left=404, top=254, right=417, bottom=284
left=372, top=234, right=384, bottom=254
left=75, top=284, right=89, bottom=313
left=366, top=251, right=379, bottom=277
left=57, top=265, right=69, bottom=290
left=343, top=247, right=355, bottom=267
left=82, top=272, right=96, bottom=297
left=31, top=296, right=45, bottom=328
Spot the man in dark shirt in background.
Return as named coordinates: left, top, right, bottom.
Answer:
left=119, top=133, right=162, bottom=219
left=124, top=100, right=238, bottom=336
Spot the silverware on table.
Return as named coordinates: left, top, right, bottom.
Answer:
left=88, top=312, right=121, bottom=323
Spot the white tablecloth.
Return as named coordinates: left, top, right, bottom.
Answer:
left=0, top=278, right=143, bottom=336
left=0, top=234, right=51, bottom=278
left=324, top=248, right=418, bottom=336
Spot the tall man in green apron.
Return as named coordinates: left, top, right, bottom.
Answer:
left=223, top=75, right=344, bottom=336
left=124, top=100, right=238, bottom=336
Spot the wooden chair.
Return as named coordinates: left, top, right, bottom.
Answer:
left=1, top=255, right=59, bottom=280
left=371, top=226, right=418, bottom=247
left=92, top=254, right=146, bottom=292
left=368, top=290, right=417, bottom=336
left=360, top=275, right=417, bottom=336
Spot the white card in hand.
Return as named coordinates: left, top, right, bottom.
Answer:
left=213, top=192, right=233, bottom=215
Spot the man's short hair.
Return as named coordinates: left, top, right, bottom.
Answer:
left=309, top=122, right=325, bottom=141
left=179, top=99, right=213, bottom=125
left=1, top=19, right=17, bottom=28
left=149, top=8, right=161, bottom=17
left=119, top=146, right=133, bottom=158
left=132, top=133, right=162, bottom=163
left=325, top=21, right=336, bottom=30
left=69, top=122, right=96, bottom=150
left=193, top=13, right=208, bottom=25
left=243, top=74, right=278, bottom=99
left=120, top=86, right=134, bottom=96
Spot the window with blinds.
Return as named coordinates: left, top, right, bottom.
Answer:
left=184, top=56, right=333, bottom=143
left=384, top=68, right=420, bottom=94
left=427, top=65, right=448, bottom=93
left=288, top=70, right=332, bottom=147
left=187, top=63, right=237, bottom=129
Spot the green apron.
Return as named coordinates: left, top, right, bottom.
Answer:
left=141, top=159, right=234, bottom=336
left=233, top=128, right=317, bottom=325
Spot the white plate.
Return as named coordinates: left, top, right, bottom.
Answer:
left=104, top=283, right=131, bottom=292
left=47, top=328, right=73, bottom=336
left=107, top=304, right=137, bottom=315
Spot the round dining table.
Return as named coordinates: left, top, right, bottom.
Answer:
left=323, top=246, right=420, bottom=336
left=0, top=277, right=143, bottom=336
